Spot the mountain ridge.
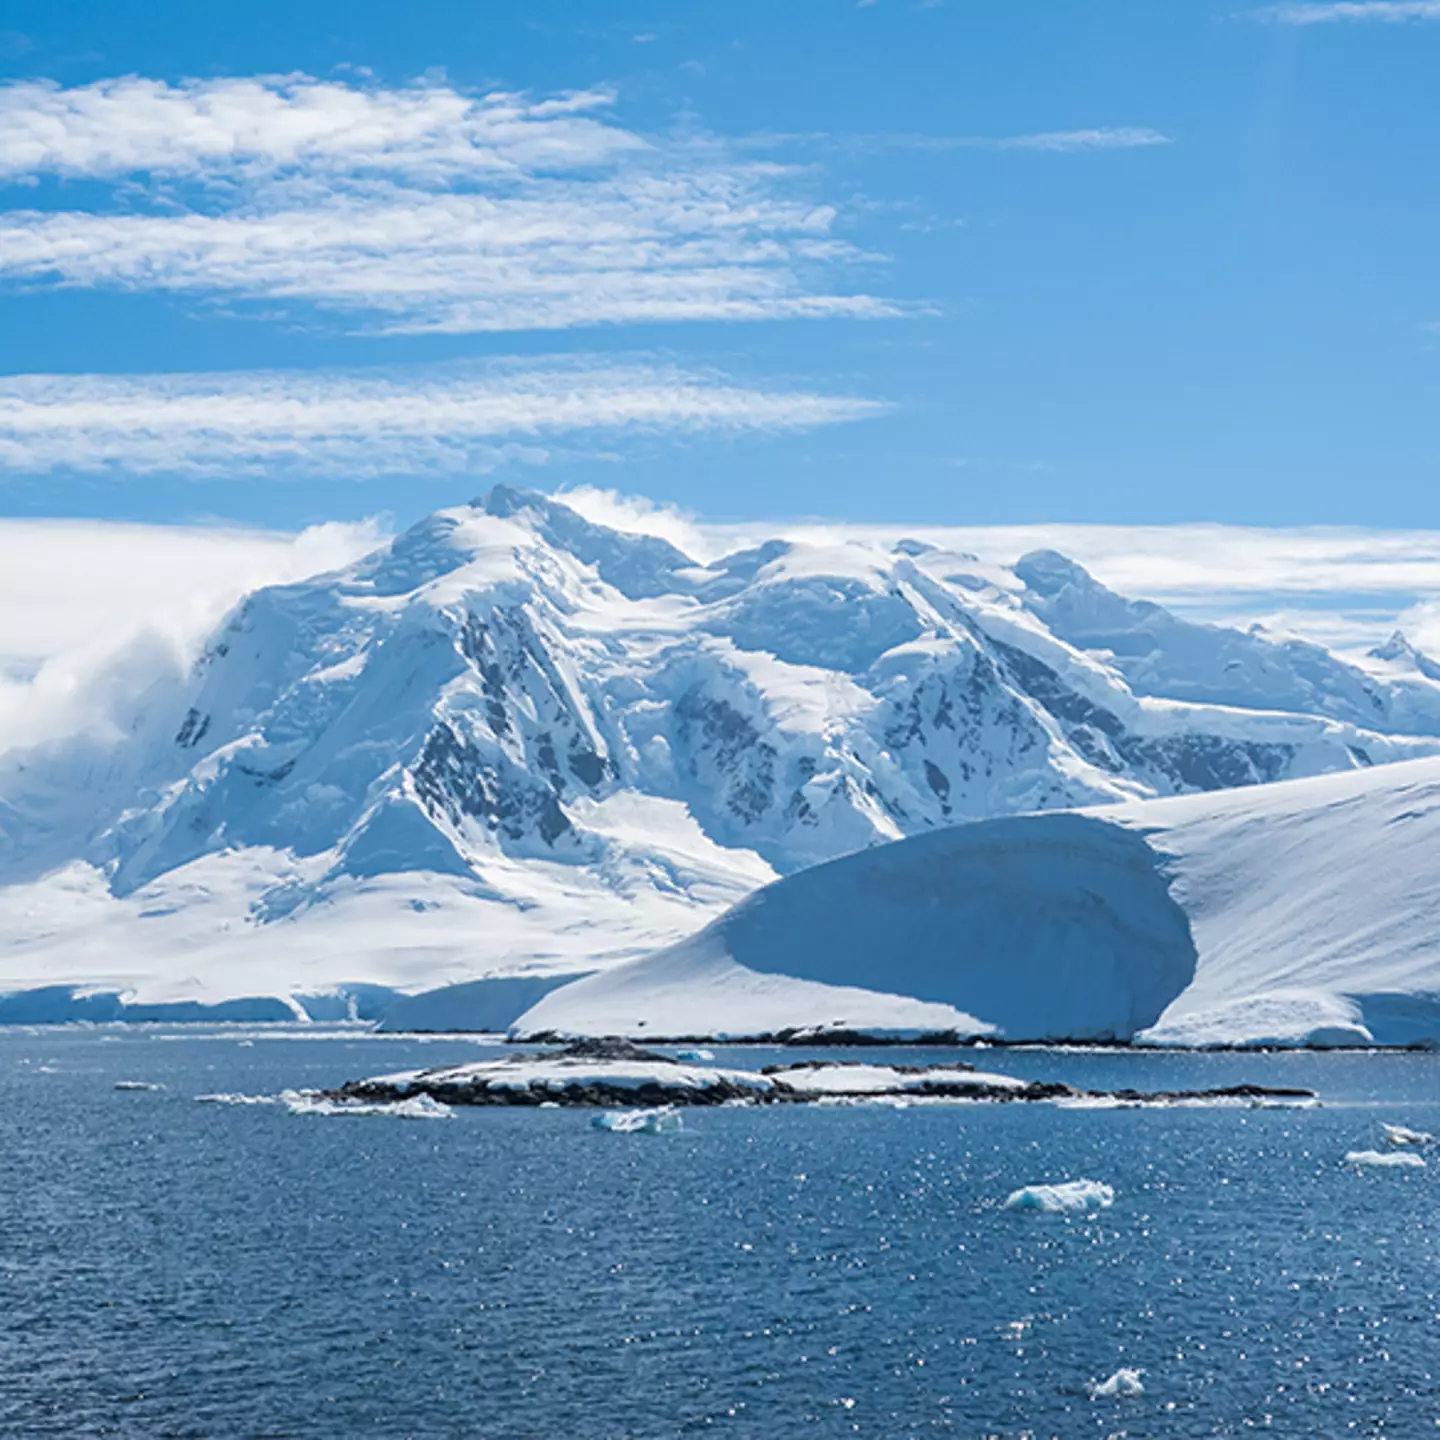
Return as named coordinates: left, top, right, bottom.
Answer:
left=1, top=485, right=1438, bottom=1023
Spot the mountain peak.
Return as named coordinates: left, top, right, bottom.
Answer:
left=474, top=484, right=697, bottom=600
left=1369, top=630, right=1440, bottom=682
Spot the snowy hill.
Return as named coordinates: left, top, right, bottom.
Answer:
left=3, top=485, right=1440, bottom=1025
left=519, top=756, right=1440, bottom=1049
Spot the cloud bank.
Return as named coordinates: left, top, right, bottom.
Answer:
left=1260, top=2, right=1440, bottom=21
left=0, top=75, right=895, bottom=334
left=0, top=516, right=384, bottom=752
left=0, top=361, right=886, bottom=478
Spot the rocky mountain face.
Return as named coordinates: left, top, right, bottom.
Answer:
left=2, top=484, right=1440, bottom=1011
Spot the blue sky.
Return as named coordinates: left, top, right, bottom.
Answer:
left=1, top=0, right=1438, bottom=531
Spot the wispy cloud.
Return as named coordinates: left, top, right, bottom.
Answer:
left=0, top=360, right=888, bottom=478
left=746, top=126, right=1173, bottom=156
left=985, top=128, right=1173, bottom=152
left=0, top=75, right=895, bottom=334
left=1258, top=1, right=1440, bottom=22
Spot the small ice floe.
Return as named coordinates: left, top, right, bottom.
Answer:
left=673, top=1049, right=714, bottom=1062
left=1382, top=1123, right=1433, bottom=1147
left=281, top=1090, right=452, bottom=1119
left=591, top=1106, right=683, bottom=1135
left=114, top=1080, right=164, bottom=1092
left=1345, top=1149, right=1426, bottom=1169
left=1088, top=1368, right=1144, bottom=1399
left=195, top=1092, right=279, bottom=1106
left=1004, top=1179, right=1115, bottom=1214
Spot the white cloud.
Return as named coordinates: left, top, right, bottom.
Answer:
left=0, top=76, right=638, bottom=181
left=0, top=516, right=384, bottom=751
left=988, top=128, right=1173, bottom=152
left=0, top=75, right=894, bottom=333
left=753, top=127, right=1173, bottom=156
left=1259, top=1, right=1440, bottom=20
left=0, top=360, right=887, bottom=478
left=554, top=485, right=715, bottom=558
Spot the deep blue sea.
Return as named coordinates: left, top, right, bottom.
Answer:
left=4, top=1030, right=1440, bottom=1438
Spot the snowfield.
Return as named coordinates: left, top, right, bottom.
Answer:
left=4, top=487, right=1440, bottom=1044
left=522, top=755, right=1440, bottom=1048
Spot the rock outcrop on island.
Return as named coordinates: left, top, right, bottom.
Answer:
left=324, top=1039, right=1317, bottom=1110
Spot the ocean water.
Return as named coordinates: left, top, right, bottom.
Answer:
left=4, top=1031, right=1440, bottom=1438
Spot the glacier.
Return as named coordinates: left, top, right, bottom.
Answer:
left=519, top=755, right=1440, bottom=1048
left=3, top=485, right=1440, bottom=1041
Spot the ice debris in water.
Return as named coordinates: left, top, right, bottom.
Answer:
left=1346, top=1149, right=1426, bottom=1169
left=196, top=1091, right=452, bottom=1118
left=592, top=1107, right=684, bottom=1135
left=1004, top=1179, right=1115, bottom=1214
left=1382, top=1123, right=1433, bottom=1147
left=114, top=1080, right=163, bottom=1092
left=281, top=1091, right=452, bottom=1119
left=1088, top=1368, right=1144, bottom=1399
left=674, top=1049, right=715, bottom=1062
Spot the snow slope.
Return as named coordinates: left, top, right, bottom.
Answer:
left=521, top=756, right=1440, bottom=1047
left=3, top=486, right=1440, bottom=1027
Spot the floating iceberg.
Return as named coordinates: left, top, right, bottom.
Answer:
left=1089, top=1368, right=1144, bottom=1399
left=195, top=1091, right=279, bottom=1106
left=1004, top=1179, right=1115, bottom=1214
left=591, top=1107, right=683, bottom=1134
left=1345, top=1149, right=1425, bottom=1169
left=1382, top=1123, right=1433, bottom=1146
left=113, top=1080, right=163, bottom=1092
left=673, top=1049, right=714, bottom=1062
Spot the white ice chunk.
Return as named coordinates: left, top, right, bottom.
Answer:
left=113, top=1080, right=163, bottom=1091
left=1345, top=1149, right=1425, bottom=1168
left=195, top=1091, right=278, bottom=1105
left=1004, top=1179, right=1115, bottom=1213
left=281, top=1090, right=452, bottom=1119
left=1382, top=1122, right=1433, bottom=1146
left=674, top=1049, right=715, bottom=1061
left=1089, top=1368, right=1144, bottom=1399
left=591, top=1106, right=684, bottom=1134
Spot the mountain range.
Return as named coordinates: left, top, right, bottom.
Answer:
left=3, top=485, right=1439, bottom=1029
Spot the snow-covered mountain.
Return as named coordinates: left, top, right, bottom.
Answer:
left=3, top=485, right=1440, bottom=1023
left=521, top=755, right=1440, bottom=1050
